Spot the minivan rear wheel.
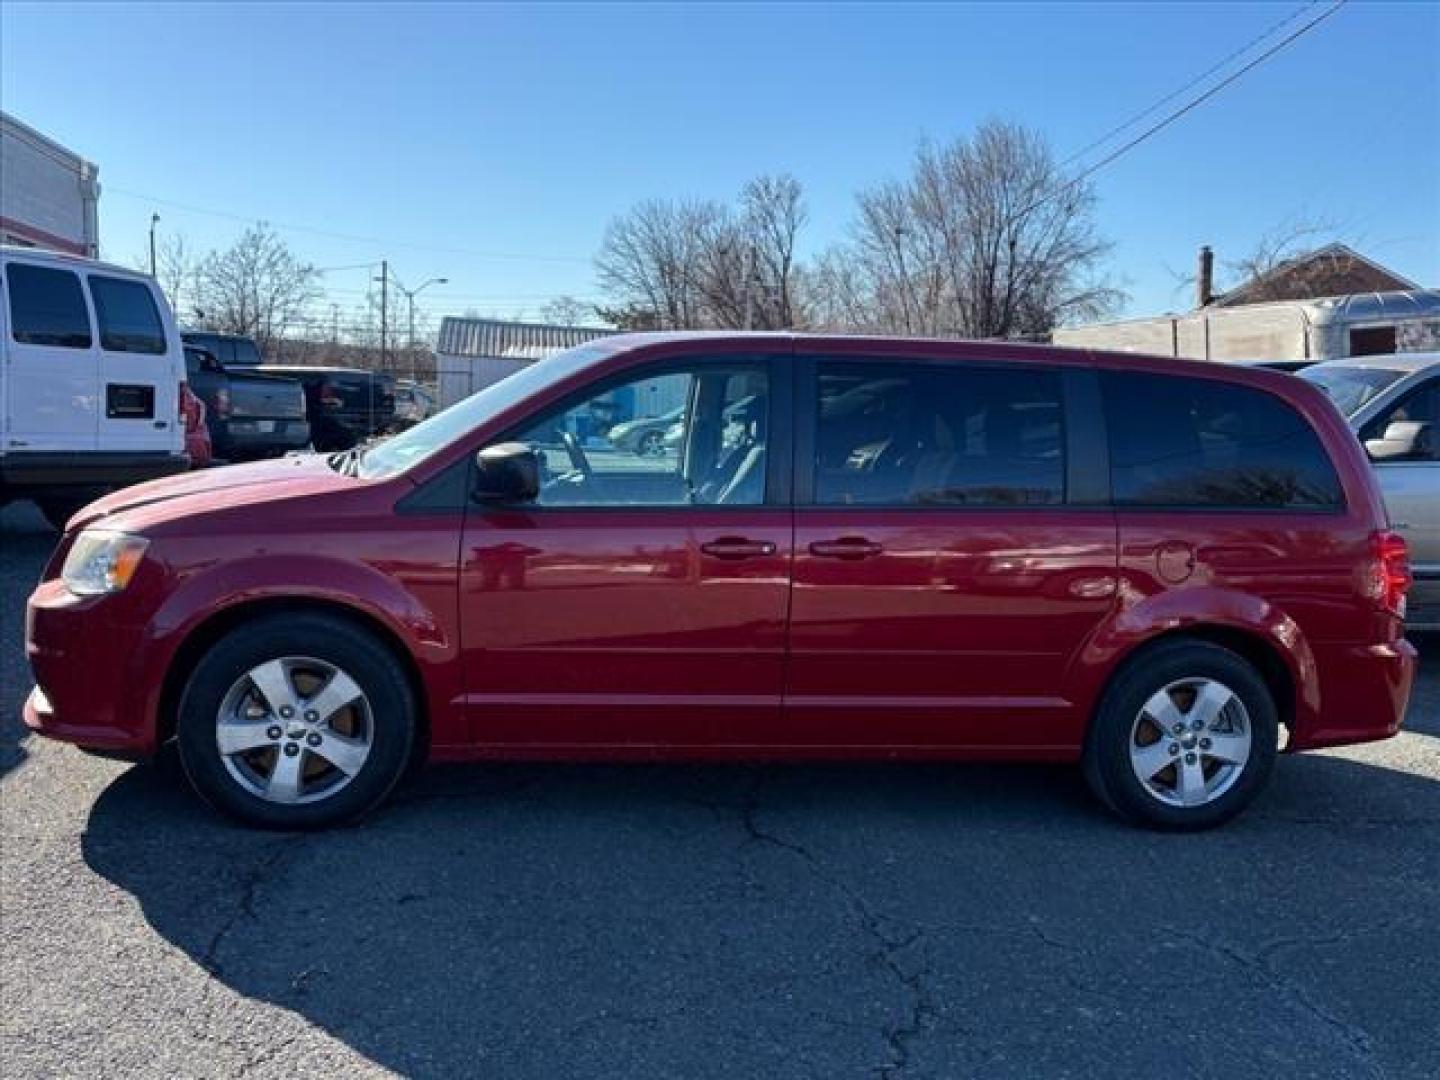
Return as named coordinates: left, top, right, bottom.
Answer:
left=1083, top=639, right=1278, bottom=830
left=176, top=612, right=416, bottom=829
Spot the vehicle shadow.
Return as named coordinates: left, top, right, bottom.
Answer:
left=82, top=698, right=1440, bottom=1077
left=0, top=502, right=56, bottom=781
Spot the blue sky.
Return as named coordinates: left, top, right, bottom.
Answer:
left=3, top=1, right=1437, bottom=331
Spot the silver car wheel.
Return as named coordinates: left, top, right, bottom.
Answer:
left=1128, top=677, right=1252, bottom=809
left=216, top=656, right=373, bottom=805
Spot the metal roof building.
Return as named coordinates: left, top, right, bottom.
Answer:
left=435, top=317, right=616, bottom=407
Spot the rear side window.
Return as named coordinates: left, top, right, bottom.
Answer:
left=1102, top=372, right=1342, bottom=509
left=232, top=338, right=260, bottom=365
left=89, top=275, right=166, bottom=354
left=5, top=264, right=92, bottom=348
left=814, top=361, right=1065, bottom=506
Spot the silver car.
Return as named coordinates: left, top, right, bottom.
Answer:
left=1302, top=353, right=1440, bottom=628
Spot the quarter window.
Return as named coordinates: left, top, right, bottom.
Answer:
left=509, top=363, right=769, bottom=506
left=813, top=362, right=1065, bottom=506
left=1102, top=372, right=1343, bottom=509
left=89, top=275, right=167, bottom=354
left=5, top=264, right=92, bottom=348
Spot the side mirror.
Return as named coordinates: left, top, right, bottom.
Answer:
left=473, top=442, right=540, bottom=504
left=1365, top=420, right=1434, bottom=463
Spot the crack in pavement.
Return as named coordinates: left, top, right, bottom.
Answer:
left=1168, top=928, right=1381, bottom=1078
left=733, top=776, right=937, bottom=1079
left=201, top=835, right=309, bottom=977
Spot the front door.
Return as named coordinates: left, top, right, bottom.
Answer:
left=2, top=258, right=99, bottom=453
left=1361, top=375, right=1440, bottom=623
left=786, top=356, right=1118, bottom=752
left=458, top=354, right=793, bottom=748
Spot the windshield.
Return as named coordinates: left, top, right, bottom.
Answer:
left=357, top=341, right=618, bottom=479
left=1299, top=365, right=1407, bottom=418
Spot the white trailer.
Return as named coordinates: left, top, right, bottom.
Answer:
left=1054, top=290, right=1440, bottom=363
left=0, top=112, right=100, bottom=258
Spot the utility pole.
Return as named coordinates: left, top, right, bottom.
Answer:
left=378, top=260, right=389, bottom=373
left=148, top=213, right=160, bottom=277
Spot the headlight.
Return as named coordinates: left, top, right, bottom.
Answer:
left=61, top=531, right=150, bottom=596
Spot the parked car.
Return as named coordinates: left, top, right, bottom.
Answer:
left=183, top=345, right=310, bottom=462
left=0, top=247, right=188, bottom=530
left=1302, top=352, right=1439, bottom=628
left=179, top=382, right=212, bottom=469
left=25, top=334, right=1415, bottom=831
left=392, top=380, right=437, bottom=431
left=182, top=332, right=396, bottom=452
left=607, top=405, right=684, bottom=455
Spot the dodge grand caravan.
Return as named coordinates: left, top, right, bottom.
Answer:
left=24, top=334, right=1416, bottom=830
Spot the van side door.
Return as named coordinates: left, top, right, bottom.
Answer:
left=786, top=354, right=1118, bottom=751
left=2, top=258, right=100, bottom=453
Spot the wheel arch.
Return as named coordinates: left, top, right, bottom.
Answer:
left=156, top=596, right=431, bottom=762
left=1094, top=624, right=1300, bottom=742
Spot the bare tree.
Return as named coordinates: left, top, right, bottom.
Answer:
left=811, top=121, right=1122, bottom=338
left=192, top=224, right=320, bottom=355
left=1222, top=215, right=1346, bottom=301
left=133, top=231, right=201, bottom=322
left=595, top=198, right=719, bottom=330
left=537, top=294, right=599, bottom=327
left=594, top=174, right=810, bottom=330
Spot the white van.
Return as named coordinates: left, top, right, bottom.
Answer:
left=0, top=247, right=187, bottom=527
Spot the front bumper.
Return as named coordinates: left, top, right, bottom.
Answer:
left=1288, top=637, right=1418, bottom=751
left=24, top=579, right=157, bottom=755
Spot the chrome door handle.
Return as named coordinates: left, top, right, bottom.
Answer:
left=808, top=537, right=884, bottom=559
left=700, top=537, right=777, bottom=559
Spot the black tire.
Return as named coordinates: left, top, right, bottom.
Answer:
left=176, top=612, right=417, bottom=829
left=1082, top=639, right=1278, bottom=831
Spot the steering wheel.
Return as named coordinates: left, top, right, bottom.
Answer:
left=561, top=432, right=595, bottom=481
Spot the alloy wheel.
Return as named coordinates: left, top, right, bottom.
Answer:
left=215, top=656, right=374, bottom=805
left=1128, top=677, right=1252, bottom=808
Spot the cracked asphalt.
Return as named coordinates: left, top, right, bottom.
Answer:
left=2, top=500, right=1437, bottom=1079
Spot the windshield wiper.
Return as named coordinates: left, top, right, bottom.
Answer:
left=327, top=447, right=362, bottom=476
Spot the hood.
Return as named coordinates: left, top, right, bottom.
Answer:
left=70, top=455, right=362, bottom=533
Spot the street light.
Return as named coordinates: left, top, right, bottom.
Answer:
left=148, top=213, right=160, bottom=277
left=398, top=277, right=447, bottom=383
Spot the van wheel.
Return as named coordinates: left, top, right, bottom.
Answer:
left=176, top=613, right=416, bottom=829
left=1083, top=640, right=1278, bottom=830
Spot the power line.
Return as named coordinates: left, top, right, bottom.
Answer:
left=1031, top=0, right=1347, bottom=214
left=106, top=186, right=593, bottom=265
left=1059, top=1, right=1322, bottom=168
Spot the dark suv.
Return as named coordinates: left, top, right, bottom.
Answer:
left=25, top=334, right=1415, bottom=830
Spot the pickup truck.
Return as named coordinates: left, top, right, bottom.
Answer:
left=183, top=344, right=310, bottom=461
left=182, top=332, right=396, bottom=451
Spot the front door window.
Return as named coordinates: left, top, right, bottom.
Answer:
left=511, top=365, right=770, bottom=506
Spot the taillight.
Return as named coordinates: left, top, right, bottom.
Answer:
left=178, top=382, right=187, bottom=421
left=1364, top=530, right=1412, bottom=618
left=214, top=387, right=232, bottom=419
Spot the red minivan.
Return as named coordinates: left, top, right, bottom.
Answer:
left=24, top=334, right=1416, bottom=829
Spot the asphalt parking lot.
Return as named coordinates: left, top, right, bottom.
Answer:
left=1, top=500, right=1436, bottom=1079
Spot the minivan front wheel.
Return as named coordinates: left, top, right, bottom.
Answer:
left=1084, top=640, right=1278, bottom=830
left=176, top=613, right=416, bottom=829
